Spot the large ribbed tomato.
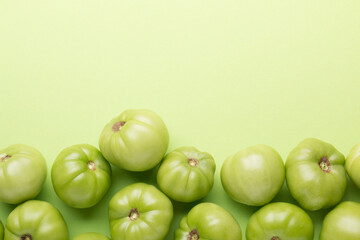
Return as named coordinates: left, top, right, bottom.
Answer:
left=109, top=183, right=173, bottom=240
left=99, top=109, right=169, bottom=172
left=0, top=144, right=47, bottom=204
left=51, top=144, right=112, bottom=208
left=286, top=138, right=346, bottom=211
left=157, top=146, right=216, bottom=202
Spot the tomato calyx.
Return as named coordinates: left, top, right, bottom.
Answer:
left=87, top=161, right=96, bottom=171
left=129, top=208, right=140, bottom=221
left=271, top=236, right=280, bottom=240
left=188, top=158, right=199, bottom=167
left=0, top=153, right=11, bottom=162
left=112, top=121, right=126, bottom=132
left=20, top=234, right=33, bottom=240
left=187, top=229, right=200, bottom=240
left=318, top=156, right=331, bottom=173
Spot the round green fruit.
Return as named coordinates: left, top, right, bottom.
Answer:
left=51, top=144, right=112, bottom=208
left=221, top=144, right=285, bottom=206
left=346, top=142, right=360, bottom=188
left=0, top=144, right=47, bottom=204
left=157, top=146, right=216, bottom=202
left=320, top=201, right=360, bottom=240
left=109, top=183, right=173, bottom=240
left=175, top=202, right=242, bottom=240
left=246, top=202, right=314, bottom=240
left=99, top=109, right=169, bottom=172
left=4, top=200, right=69, bottom=240
left=286, top=138, right=346, bottom=211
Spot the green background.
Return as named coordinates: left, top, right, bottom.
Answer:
left=1, top=0, right=360, bottom=239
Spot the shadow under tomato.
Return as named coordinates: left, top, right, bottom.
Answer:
left=163, top=198, right=202, bottom=239
left=271, top=181, right=298, bottom=204
left=110, top=163, right=160, bottom=191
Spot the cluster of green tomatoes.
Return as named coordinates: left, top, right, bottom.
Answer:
left=0, top=109, right=360, bottom=240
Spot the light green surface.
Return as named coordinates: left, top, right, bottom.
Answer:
left=1, top=1, right=360, bottom=239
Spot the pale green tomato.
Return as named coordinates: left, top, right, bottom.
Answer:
left=72, top=232, right=110, bottom=240
left=246, top=202, right=314, bottom=240
left=157, top=146, right=216, bottom=202
left=109, top=183, right=173, bottom=240
left=0, top=144, right=47, bottom=204
left=51, top=144, right=112, bottom=208
left=0, top=221, right=3, bottom=240
left=286, top=138, right=346, bottom=211
left=221, top=144, right=285, bottom=206
left=4, top=200, right=68, bottom=240
left=99, top=109, right=169, bottom=172
left=175, top=202, right=242, bottom=240
left=320, top=201, right=360, bottom=240
left=346, top=142, right=360, bottom=188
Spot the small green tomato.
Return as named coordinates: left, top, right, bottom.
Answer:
left=246, top=202, right=314, bottom=240
left=221, top=144, right=285, bottom=206
left=320, top=201, right=360, bottom=240
left=346, top=142, right=360, bottom=188
left=72, top=232, right=110, bottom=240
left=175, top=202, right=242, bottom=240
left=4, top=200, right=69, bottom=240
left=286, top=138, right=346, bottom=211
left=109, top=183, right=173, bottom=240
left=157, top=146, right=216, bottom=202
left=51, top=144, right=112, bottom=208
left=99, top=109, right=169, bottom=172
left=0, top=144, right=47, bottom=204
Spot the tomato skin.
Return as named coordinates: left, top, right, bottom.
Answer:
left=0, top=221, right=3, bottom=240
left=346, top=142, right=360, bottom=188
left=157, top=146, right=216, bottom=202
left=320, top=201, right=360, bottom=240
left=109, top=183, right=173, bottom=240
left=286, top=138, right=346, bottom=211
left=246, top=202, right=314, bottom=240
left=4, top=200, right=69, bottom=240
left=51, top=144, right=112, bottom=208
left=0, top=144, right=47, bottom=204
left=72, top=232, right=110, bottom=240
left=175, top=202, right=242, bottom=240
left=221, top=144, right=285, bottom=206
left=99, top=109, right=169, bottom=172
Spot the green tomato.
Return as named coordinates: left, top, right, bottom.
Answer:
left=99, top=109, right=169, bottom=172
left=320, top=201, right=360, bottom=240
left=246, top=202, right=314, bottom=240
left=346, top=142, right=360, bottom=188
left=157, top=146, right=216, bottom=202
left=0, top=221, right=3, bottom=240
left=286, top=138, right=346, bottom=211
left=51, top=144, right=112, bottom=208
left=175, top=202, right=242, bottom=240
left=0, top=144, right=47, bottom=204
left=220, top=144, right=285, bottom=206
left=109, top=183, right=173, bottom=240
left=4, top=200, right=69, bottom=240
left=72, top=232, right=110, bottom=240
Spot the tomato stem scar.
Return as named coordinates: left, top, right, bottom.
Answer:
left=129, top=208, right=140, bottom=221
left=319, top=156, right=331, bottom=173
left=188, top=229, right=200, bottom=240
left=112, top=121, right=126, bottom=132
left=188, top=158, right=199, bottom=167
left=0, top=153, right=11, bottom=162
left=87, top=161, right=96, bottom=171
left=21, top=234, right=33, bottom=240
